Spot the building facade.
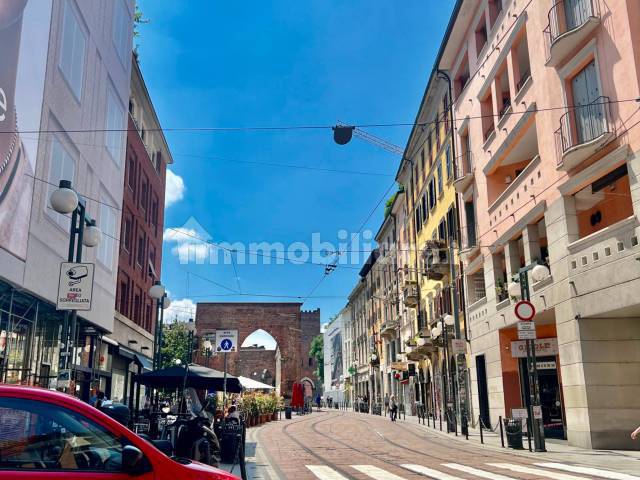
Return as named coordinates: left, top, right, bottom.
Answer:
left=440, top=0, right=640, bottom=449
left=0, top=0, right=134, bottom=398
left=109, top=57, right=172, bottom=404
left=323, top=311, right=345, bottom=404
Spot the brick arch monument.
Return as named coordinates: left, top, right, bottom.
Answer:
left=194, top=302, right=320, bottom=398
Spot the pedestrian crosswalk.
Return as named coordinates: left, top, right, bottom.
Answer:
left=305, top=462, right=640, bottom=480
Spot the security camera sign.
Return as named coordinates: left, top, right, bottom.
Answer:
left=57, top=262, right=94, bottom=311
left=215, top=329, right=238, bottom=353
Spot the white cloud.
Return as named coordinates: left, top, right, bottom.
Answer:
left=165, top=169, right=185, bottom=207
left=164, top=226, right=212, bottom=264
left=164, top=298, right=196, bottom=324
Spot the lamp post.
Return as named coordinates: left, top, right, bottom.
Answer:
left=50, top=180, right=101, bottom=389
left=149, top=281, right=169, bottom=370
left=432, top=312, right=455, bottom=432
left=510, top=262, right=550, bottom=452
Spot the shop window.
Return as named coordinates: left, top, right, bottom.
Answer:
left=455, top=54, right=470, bottom=98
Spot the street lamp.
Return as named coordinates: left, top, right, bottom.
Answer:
left=50, top=180, right=100, bottom=388
left=149, top=281, right=169, bottom=370
left=508, top=281, right=521, bottom=299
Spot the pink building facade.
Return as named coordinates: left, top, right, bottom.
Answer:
left=441, top=0, right=640, bottom=449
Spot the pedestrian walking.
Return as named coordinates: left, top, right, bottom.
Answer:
left=390, top=395, right=398, bottom=422
left=315, top=393, right=321, bottom=411
left=384, top=393, right=390, bottom=416
left=632, top=425, right=640, bottom=440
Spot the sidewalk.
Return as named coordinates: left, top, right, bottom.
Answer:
left=217, top=424, right=278, bottom=480
left=369, top=410, right=640, bottom=476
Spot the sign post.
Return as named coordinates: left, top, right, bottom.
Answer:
left=516, top=270, right=546, bottom=452
left=215, top=329, right=238, bottom=415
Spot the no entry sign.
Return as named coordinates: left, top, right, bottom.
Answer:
left=514, top=300, right=535, bottom=321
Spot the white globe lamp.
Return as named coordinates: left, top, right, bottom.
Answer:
left=508, top=281, right=522, bottom=298
left=148, top=282, right=165, bottom=300
left=162, top=296, right=171, bottom=309
left=50, top=180, right=78, bottom=214
left=82, top=220, right=101, bottom=247
left=444, top=314, right=455, bottom=327
left=531, top=264, right=551, bottom=282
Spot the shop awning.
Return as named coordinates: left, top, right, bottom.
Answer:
left=135, top=354, right=153, bottom=372
left=135, top=364, right=242, bottom=393
left=238, top=376, right=275, bottom=390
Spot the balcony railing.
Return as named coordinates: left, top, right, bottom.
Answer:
left=555, top=96, right=614, bottom=170
left=544, top=0, right=601, bottom=67
left=453, top=151, right=474, bottom=193
left=403, top=280, right=419, bottom=308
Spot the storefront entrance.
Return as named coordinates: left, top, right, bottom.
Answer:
left=518, top=355, right=566, bottom=439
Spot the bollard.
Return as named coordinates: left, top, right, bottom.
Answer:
left=499, top=415, right=505, bottom=448
left=439, top=411, right=443, bottom=431
left=526, top=418, right=532, bottom=452
left=479, top=416, right=484, bottom=444
left=454, top=414, right=458, bottom=436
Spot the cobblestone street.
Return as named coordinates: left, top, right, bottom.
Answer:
left=252, top=410, right=640, bottom=480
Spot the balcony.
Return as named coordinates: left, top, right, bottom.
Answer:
left=453, top=151, right=474, bottom=194
left=460, top=222, right=480, bottom=257
left=380, top=320, right=399, bottom=339
left=555, top=96, right=615, bottom=171
left=544, top=0, right=601, bottom=67
left=403, top=280, right=419, bottom=308
left=422, top=240, right=449, bottom=280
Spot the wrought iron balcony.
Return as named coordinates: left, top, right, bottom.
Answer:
left=544, top=0, right=601, bottom=67
left=453, top=151, right=474, bottom=194
left=403, top=280, right=419, bottom=308
left=555, top=96, right=615, bottom=170
left=380, top=320, right=399, bottom=339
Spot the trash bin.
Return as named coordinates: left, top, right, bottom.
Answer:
left=285, top=406, right=292, bottom=419
left=503, top=418, right=524, bottom=449
left=220, top=422, right=244, bottom=464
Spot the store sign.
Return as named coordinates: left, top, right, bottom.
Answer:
left=451, top=339, right=466, bottom=355
left=510, top=338, right=558, bottom=358
left=512, top=408, right=528, bottom=419
left=56, top=262, right=95, bottom=311
left=537, top=361, right=557, bottom=370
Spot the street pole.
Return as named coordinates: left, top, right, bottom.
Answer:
left=223, top=352, right=228, bottom=422
left=441, top=316, right=450, bottom=432
left=449, top=237, right=468, bottom=435
left=519, top=268, right=546, bottom=452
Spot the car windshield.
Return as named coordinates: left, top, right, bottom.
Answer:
left=0, top=397, right=125, bottom=472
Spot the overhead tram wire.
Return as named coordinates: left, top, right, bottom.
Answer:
left=6, top=98, right=640, bottom=137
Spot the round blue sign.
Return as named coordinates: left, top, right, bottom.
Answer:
left=220, top=339, right=233, bottom=351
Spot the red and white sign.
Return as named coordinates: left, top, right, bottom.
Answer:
left=511, top=338, right=559, bottom=358
left=514, top=300, right=535, bottom=321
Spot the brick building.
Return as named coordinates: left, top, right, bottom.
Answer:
left=109, top=58, right=172, bottom=405
left=195, top=303, right=320, bottom=398
left=237, top=346, right=277, bottom=386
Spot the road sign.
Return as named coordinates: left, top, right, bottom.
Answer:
left=514, top=300, right=535, bottom=321
left=517, top=321, right=536, bottom=340
left=532, top=405, right=543, bottom=420
left=451, top=339, right=466, bottom=355
left=215, top=329, right=238, bottom=352
left=57, top=262, right=94, bottom=311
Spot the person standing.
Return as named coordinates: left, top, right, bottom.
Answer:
left=384, top=393, right=390, bottom=416
left=315, top=393, right=321, bottom=411
left=390, top=395, right=398, bottom=422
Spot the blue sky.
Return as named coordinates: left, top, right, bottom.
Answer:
left=137, top=0, right=455, bottom=348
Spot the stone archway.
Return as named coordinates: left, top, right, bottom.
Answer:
left=194, top=303, right=320, bottom=398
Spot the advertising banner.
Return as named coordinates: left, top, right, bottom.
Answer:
left=0, top=0, right=52, bottom=259
left=510, top=338, right=559, bottom=358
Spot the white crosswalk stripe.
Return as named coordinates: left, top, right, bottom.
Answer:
left=488, top=463, right=591, bottom=480
left=306, top=465, right=350, bottom=480
left=442, top=463, right=519, bottom=480
left=535, top=463, right=640, bottom=480
left=352, top=465, right=407, bottom=479
left=401, top=464, right=465, bottom=479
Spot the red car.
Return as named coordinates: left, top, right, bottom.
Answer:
left=0, top=385, right=239, bottom=479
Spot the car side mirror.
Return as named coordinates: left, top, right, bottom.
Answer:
left=122, top=445, right=145, bottom=475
